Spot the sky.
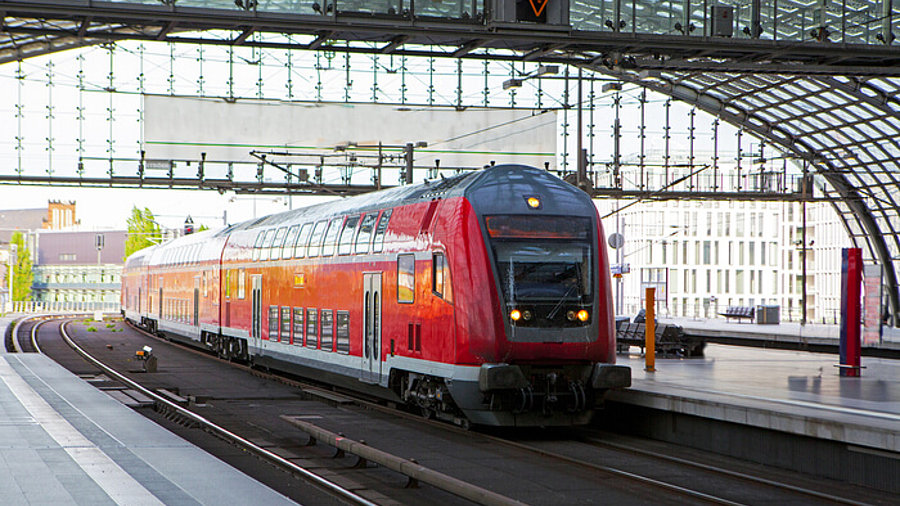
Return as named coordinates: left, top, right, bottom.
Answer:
left=0, top=184, right=334, bottom=232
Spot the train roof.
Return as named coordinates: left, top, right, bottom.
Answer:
left=124, top=165, right=590, bottom=267
left=217, top=164, right=585, bottom=234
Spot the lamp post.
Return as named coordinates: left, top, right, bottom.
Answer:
left=8, top=243, right=16, bottom=313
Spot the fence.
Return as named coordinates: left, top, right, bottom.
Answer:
left=7, top=301, right=120, bottom=314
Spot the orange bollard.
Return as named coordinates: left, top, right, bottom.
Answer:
left=645, top=287, right=656, bottom=372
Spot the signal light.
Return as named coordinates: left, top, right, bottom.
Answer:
left=525, top=196, right=542, bottom=209
left=577, top=309, right=590, bottom=322
left=522, top=310, right=533, bottom=321
left=510, top=309, right=522, bottom=321
left=566, top=310, right=576, bottom=321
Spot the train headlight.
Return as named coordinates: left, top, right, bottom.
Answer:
left=510, top=309, right=522, bottom=321
left=566, top=310, right=576, bottom=321
left=577, top=309, right=590, bottom=322
left=522, top=310, right=533, bottom=321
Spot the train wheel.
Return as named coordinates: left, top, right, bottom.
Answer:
left=420, top=407, right=435, bottom=420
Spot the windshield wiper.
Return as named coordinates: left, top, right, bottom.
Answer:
left=547, top=283, right=577, bottom=320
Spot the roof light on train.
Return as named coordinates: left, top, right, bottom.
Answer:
left=510, top=309, right=522, bottom=321
left=525, top=196, right=542, bottom=209
left=577, top=310, right=590, bottom=322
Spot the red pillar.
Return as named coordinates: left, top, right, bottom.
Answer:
left=839, top=248, right=862, bottom=377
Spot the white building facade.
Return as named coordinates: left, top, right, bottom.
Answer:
left=600, top=199, right=852, bottom=323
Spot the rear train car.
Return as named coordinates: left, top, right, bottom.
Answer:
left=122, top=165, right=630, bottom=427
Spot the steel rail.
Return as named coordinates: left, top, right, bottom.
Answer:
left=57, top=319, right=377, bottom=506
left=29, top=319, right=45, bottom=354
left=579, top=434, right=873, bottom=506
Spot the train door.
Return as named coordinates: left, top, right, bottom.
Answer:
left=251, top=275, right=262, bottom=344
left=193, top=276, right=200, bottom=326
left=361, top=273, right=382, bottom=384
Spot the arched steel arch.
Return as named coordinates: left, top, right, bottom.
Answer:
left=600, top=68, right=900, bottom=325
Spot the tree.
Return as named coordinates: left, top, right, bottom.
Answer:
left=125, top=206, right=161, bottom=257
left=198, top=224, right=209, bottom=232
left=10, top=231, right=32, bottom=302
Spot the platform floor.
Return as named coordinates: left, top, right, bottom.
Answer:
left=0, top=317, right=295, bottom=505
left=611, top=343, right=900, bottom=452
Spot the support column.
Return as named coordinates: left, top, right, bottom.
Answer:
left=839, top=248, right=862, bottom=377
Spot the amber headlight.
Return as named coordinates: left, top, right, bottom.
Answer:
left=510, top=309, right=522, bottom=321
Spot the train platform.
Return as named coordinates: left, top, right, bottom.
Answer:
left=0, top=316, right=295, bottom=505
left=659, top=316, right=900, bottom=352
left=610, top=343, right=900, bottom=453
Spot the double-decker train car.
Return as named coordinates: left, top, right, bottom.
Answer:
left=122, top=165, right=631, bottom=427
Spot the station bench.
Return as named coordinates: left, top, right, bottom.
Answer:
left=719, top=306, right=755, bottom=323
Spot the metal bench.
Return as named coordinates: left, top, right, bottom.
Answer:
left=719, top=306, right=755, bottom=323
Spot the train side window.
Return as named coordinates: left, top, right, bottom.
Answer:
left=237, top=268, right=246, bottom=299
left=397, top=254, right=415, bottom=304
left=307, top=221, right=327, bottom=257
left=292, top=307, right=304, bottom=345
left=306, top=308, right=318, bottom=348
left=338, top=215, right=361, bottom=255
left=294, top=223, right=312, bottom=258
left=270, top=227, right=287, bottom=261
left=336, top=311, right=350, bottom=354
left=321, top=218, right=342, bottom=257
left=373, top=209, right=392, bottom=253
left=224, top=270, right=231, bottom=298
left=252, top=231, right=265, bottom=261
left=355, top=213, right=378, bottom=254
left=320, top=310, right=334, bottom=351
left=281, top=306, right=291, bottom=343
left=432, top=252, right=445, bottom=298
left=261, top=229, right=276, bottom=261
left=268, top=305, right=279, bottom=341
left=282, top=225, right=299, bottom=260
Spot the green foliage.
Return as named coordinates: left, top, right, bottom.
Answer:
left=106, top=323, right=116, bottom=328
left=125, top=206, right=161, bottom=258
left=10, top=231, right=32, bottom=302
left=198, top=224, right=209, bottom=232
left=86, top=326, right=97, bottom=332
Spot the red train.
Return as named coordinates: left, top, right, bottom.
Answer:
left=122, top=165, right=630, bottom=427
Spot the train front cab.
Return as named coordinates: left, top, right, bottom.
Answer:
left=441, top=165, right=631, bottom=427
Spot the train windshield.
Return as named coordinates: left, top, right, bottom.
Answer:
left=486, top=215, right=593, bottom=304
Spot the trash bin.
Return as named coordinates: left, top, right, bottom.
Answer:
left=756, top=305, right=780, bottom=324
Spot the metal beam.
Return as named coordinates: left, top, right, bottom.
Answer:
left=3, top=3, right=900, bottom=73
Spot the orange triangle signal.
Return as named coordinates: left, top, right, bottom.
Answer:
left=529, top=0, right=549, bottom=17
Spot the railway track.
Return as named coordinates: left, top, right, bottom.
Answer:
left=26, top=315, right=893, bottom=505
